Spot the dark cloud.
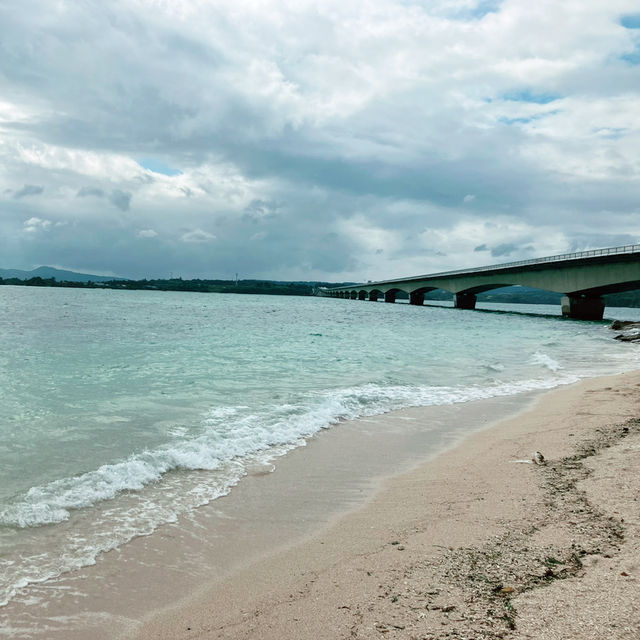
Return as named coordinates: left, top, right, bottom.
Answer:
left=490, top=243, right=535, bottom=258
left=109, top=190, right=132, bottom=212
left=490, top=243, right=519, bottom=257
left=77, top=187, right=105, bottom=198
left=474, top=244, right=488, bottom=252
left=13, top=184, right=44, bottom=199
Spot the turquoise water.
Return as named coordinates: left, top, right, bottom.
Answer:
left=0, top=286, right=638, bottom=606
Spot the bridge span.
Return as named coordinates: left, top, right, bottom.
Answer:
left=320, top=244, right=640, bottom=320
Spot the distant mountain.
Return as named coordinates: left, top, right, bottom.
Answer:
left=0, top=266, right=124, bottom=283
left=478, top=285, right=562, bottom=304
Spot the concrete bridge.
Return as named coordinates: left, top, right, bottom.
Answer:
left=320, top=244, right=640, bottom=320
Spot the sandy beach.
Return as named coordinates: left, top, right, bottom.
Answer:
left=123, top=370, right=640, bottom=640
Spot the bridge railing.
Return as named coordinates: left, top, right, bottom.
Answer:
left=351, top=243, right=640, bottom=288
left=424, top=243, right=640, bottom=278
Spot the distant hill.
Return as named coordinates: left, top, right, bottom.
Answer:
left=0, top=266, right=124, bottom=282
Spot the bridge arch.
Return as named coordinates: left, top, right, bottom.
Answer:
left=570, top=279, right=640, bottom=297
left=407, top=286, right=439, bottom=306
left=381, top=287, right=406, bottom=304
left=452, top=283, right=516, bottom=311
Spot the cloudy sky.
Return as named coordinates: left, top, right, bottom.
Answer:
left=1, top=0, right=639, bottom=281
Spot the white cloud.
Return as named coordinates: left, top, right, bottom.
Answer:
left=23, top=217, right=52, bottom=233
left=180, top=229, right=217, bottom=243
left=137, top=229, right=158, bottom=238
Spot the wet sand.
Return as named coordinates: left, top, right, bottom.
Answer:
left=131, top=370, right=640, bottom=640
left=2, top=372, right=639, bottom=639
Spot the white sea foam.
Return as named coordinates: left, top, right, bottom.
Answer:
left=530, top=351, right=562, bottom=372
left=0, top=374, right=579, bottom=531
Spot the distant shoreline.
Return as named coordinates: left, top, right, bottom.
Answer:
left=3, top=278, right=640, bottom=307
left=0, top=277, right=319, bottom=296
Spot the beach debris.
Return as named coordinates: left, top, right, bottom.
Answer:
left=610, top=320, right=640, bottom=342
left=512, top=451, right=546, bottom=465
left=614, top=332, right=640, bottom=342
left=532, top=451, right=546, bottom=465
left=610, top=320, right=640, bottom=331
left=499, top=586, right=515, bottom=595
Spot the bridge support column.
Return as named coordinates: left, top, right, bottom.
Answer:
left=561, top=295, right=605, bottom=321
left=409, top=291, right=424, bottom=306
left=358, top=291, right=367, bottom=300
left=454, top=292, right=476, bottom=310
left=384, top=291, right=396, bottom=303
left=350, top=291, right=357, bottom=299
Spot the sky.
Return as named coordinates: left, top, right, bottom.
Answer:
left=1, top=0, right=639, bottom=281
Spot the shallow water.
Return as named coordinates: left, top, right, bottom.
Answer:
left=0, top=286, right=638, bottom=607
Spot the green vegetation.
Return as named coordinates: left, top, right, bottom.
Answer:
left=0, top=276, right=345, bottom=296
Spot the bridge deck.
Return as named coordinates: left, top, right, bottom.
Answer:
left=321, top=244, right=640, bottom=320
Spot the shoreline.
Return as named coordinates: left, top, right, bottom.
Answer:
left=1, top=371, right=639, bottom=639
left=130, top=370, right=640, bottom=640
left=1, top=384, right=544, bottom=639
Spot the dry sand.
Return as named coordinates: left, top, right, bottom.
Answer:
left=132, top=371, right=640, bottom=640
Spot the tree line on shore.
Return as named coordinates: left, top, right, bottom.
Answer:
left=0, top=276, right=334, bottom=296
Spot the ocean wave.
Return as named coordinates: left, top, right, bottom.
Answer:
left=0, top=374, right=579, bottom=530
left=0, top=372, right=589, bottom=608
left=530, top=351, right=562, bottom=372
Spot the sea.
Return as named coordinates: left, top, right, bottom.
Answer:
left=0, top=285, right=639, bottom=611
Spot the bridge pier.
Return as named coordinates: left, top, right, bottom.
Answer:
left=409, top=291, right=424, bottom=306
left=561, top=295, right=605, bottom=321
left=358, top=291, right=367, bottom=301
left=384, top=291, right=396, bottom=303
left=454, top=292, right=476, bottom=310
left=350, top=291, right=357, bottom=300
left=369, top=291, right=379, bottom=302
